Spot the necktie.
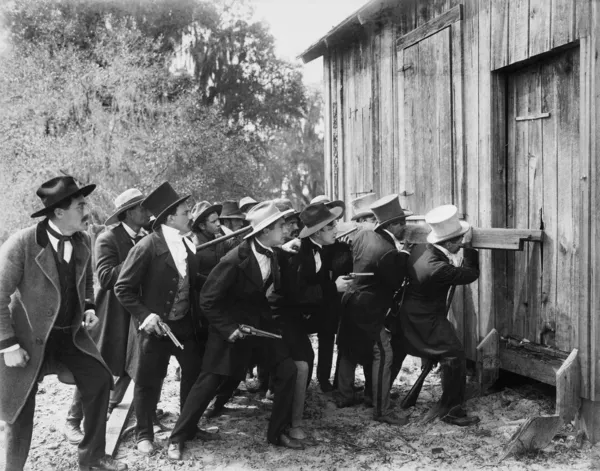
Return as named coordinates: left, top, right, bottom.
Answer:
left=131, top=235, right=143, bottom=245
left=254, top=242, right=280, bottom=291
left=46, top=223, right=72, bottom=263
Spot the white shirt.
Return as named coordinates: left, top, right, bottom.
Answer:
left=161, top=224, right=196, bottom=277
left=433, top=243, right=463, bottom=267
left=309, top=237, right=323, bottom=272
left=251, top=239, right=272, bottom=283
left=121, top=222, right=139, bottom=239
left=47, top=219, right=73, bottom=263
left=383, top=229, right=411, bottom=255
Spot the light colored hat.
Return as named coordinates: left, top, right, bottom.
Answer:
left=239, top=196, right=259, bottom=213
left=243, top=201, right=294, bottom=240
left=105, top=188, right=145, bottom=225
left=351, top=193, right=378, bottom=221
left=310, top=195, right=345, bottom=214
left=298, top=202, right=344, bottom=239
left=370, top=194, right=413, bottom=230
left=273, top=198, right=299, bottom=218
left=425, top=204, right=470, bottom=244
left=190, top=201, right=222, bottom=230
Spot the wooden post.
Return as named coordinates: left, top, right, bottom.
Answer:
left=105, top=382, right=134, bottom=457
left=555, top=349, right=581, bottom=423
left=476, top=328, right=500, bottom=393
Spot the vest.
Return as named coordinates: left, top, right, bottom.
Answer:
left=168, top=271, right=190, bottom=321
left=51, top=250, right=78, bottom=328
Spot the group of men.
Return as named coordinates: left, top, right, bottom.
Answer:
left=0, top=175, right=480, bottom=470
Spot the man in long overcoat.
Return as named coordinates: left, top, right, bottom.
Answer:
left=0, top=176, right=126, bottom=471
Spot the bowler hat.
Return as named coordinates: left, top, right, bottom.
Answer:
left=239, top=196, right=259, bottom=213
left=298, top=202, right=343, bottom=239
left=370, top=194, right=413, bottom=230
left=105, top=188, right=146, bottom=225
left=190, top=201, right=222, bottom=230
left=142, top=182, right=190, bottom=231
left=350, top=193, right=378, bottom=221
left=310, top=195, right=346, bottom=213
left=243, top=201, right=293, bottom=240
left=425, top=205, right=470, bottom=244
left=31, top=176, right=96, bottom=218
left=220, top=200, right=245, bottom=219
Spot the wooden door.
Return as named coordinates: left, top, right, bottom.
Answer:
left=503, top=47, right=580, bottom=352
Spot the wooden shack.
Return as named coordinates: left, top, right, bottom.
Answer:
left=300, top=0, right=600, bottom=439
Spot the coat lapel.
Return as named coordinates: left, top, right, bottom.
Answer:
left=155, top=229, right=178, bottom=274
left=34, top=221, right=60, bottom=296
left=71, top=233, right=90, bottom=290
left=238, top=241, right=264, bottom=290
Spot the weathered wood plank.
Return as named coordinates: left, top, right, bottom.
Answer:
left=334, top=49, right=345, bottom=203
left=105, top=381, right=134, bottom=457
left=551, top=0, right=575, bottom=49
left=379, top=23, right=394, bottom=196
left=508, top=0, right=529, bottom=64
left=576, top=0, right=591, bottom=38
left=500, top=344, right=563, bottom=385
left=451, top=19, right=464, bottom=217
left=323, top=54, right=333, bottom=197
left=491, top=0, right=509, bottom=69
left=396, top=4, right=462, bottom=50
left=529, top=0, right=551, bottom=57
left=505, top=73, right=517, bottom=339
left=556, top=349, right=581, bottom=423
left=402, top=43, right=420, bottom=212
left=476, top=328, right=500, bottom=392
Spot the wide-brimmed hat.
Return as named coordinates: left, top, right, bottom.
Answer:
left=350, top=193, right=378, bottom=221
left=425, top=204, right=470, bottom=244
left=31, top=176, right=96, bottom=218
left=239, top=196, right=259, bottom=213
left=105, top=188, right=146, bottom=225
left=370, top=194, right=413, bottom=230
left=190, top=201, right=222, bottom=230
left=310, top=195, right=346, bottom=214
left=142, top=182, right=190, bottom=231
left=273, top=198, right=299, bottom=219
left=220, top=200, right=246, bottom=219
left=243, top=201, right=294, bottom=240
left=298, top=202, right=344, bottom=239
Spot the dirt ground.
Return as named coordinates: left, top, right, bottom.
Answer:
left=1, top=350, right=599, bottom=471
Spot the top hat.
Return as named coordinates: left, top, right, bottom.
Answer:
left=243, top=201, right=294, bottom=240
left=239, top=196, right=259, bottom=213
left=142, top=182, right=190, bottom=231
left=370, top=194, right=413, bottom=230
left=425, top=204, right=470, bottom=244
left=31, top=176, right=96, bottom=218
left=105, top=188, right=146, bottom=226
left=350, top=193, right=378, bottom=221
left=310, top=195, right=346, bottom=214
left=220, top=200, right=246, bottom=219
left=190, top=201, right=222, bottom=230
left=273, top=198, right=299, bottom=219
left=298, top=202, right=344, bottom=239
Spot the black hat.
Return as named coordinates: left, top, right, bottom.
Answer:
left=31, top=176, right=96, bottom=218
left=370, top=194, right=413, bottom=230
left=142, top=182, right=190, bottom=230
left=298, top=202, right=344, bottom=239
left=220, top=200, right=245, bottom=219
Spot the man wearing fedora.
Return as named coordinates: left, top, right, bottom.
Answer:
left=0, top=176, right=126, bottom=471
left=219, top=200, right=247, bottom=236
left=338, top=194, right=413, bottom=425
left=65, top=189, right=151, bottom=443
left=167, top=201, right=301, bottom=459
left=239, top=196, right=259, bottom=215
left=114, top=182, right=207, bottom=454
left=396, top=204, right=480, bottom=426
left=350, top=193, right=378, bottom=229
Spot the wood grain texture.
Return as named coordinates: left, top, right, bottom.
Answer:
left=491, top=0, right=509, bottom=69
left=508, top=0, right=529, bottom=64
left=528, top=0, right=551, bottom=57
left=556, top=349, right=581, bottom=423
left=551, top=0, right=575, bottom=49
left=396, top=4, right=462, bottom=50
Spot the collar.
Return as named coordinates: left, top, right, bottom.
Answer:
left=121, top=222, right=138, bottom=238
left=254, top=238, right=273, bottom=254
left=161, top=224, right=196, bottom=253
left=383, top=229, right=400, bottom=245
left=433, top=243, right=462, bottom=266
left=47, top=219, right=64, bottom=236
left=308, top=237, right=323, bottom=250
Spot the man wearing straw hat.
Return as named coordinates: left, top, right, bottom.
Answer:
left=396, top=204, right=480, bottom=426
left=65, top=189, right=150, bottom=444
left=350, top=192, right=378, bottom=229
left=114, top=182, right=209, bottom=454
left=167, top=201, right=301, bottom=459
left=338, top=194, right=413, bottom=425
left=0, top=176, right=126, bottom=471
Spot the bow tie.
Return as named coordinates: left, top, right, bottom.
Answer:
left=254, top=241, right=274, bottom=258
left=130, top=235, right=143, bottom=245
left=46, top=223, right=72, bottom=263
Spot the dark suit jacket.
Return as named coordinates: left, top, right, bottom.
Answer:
left=194, top=229, right=235, bottom=289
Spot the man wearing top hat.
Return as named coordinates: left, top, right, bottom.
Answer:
left=114, top=182, right=207, bottom=454
left=167, top=201, right=301, bottom=459
left=338, top=194, right=413, bottom=425
left=0, top=176, right=126, bottom=471
left=396, top=204, right=480, bottom=426
left=65, top=189, right=151, bottom=444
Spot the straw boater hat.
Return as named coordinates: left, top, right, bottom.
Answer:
left=298, top=202, right=344, bottom=239
left=220, top=200, right=246, bottom=219
left=142, top=182, right=190, bottom=231
left=190, top=201, right=222, bottom=230
left=31, top=176, right=96, bottom=218
left=425, top=205, right=470, bottom=244
left=310, top=195, right=346, bottom=213
left=105, top=188, right=146, bottom=226
left=243, top=201, right=294, bottom=240
left=239, top=196, right=259, bottom=213
left=350, top=193, right=378, bottom=221
left=370, top=194, right=413, bottom=230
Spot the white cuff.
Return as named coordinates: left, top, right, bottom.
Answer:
left=1, top=344, right=20, bottom=354
left=138, top=314, right=158, bottom=331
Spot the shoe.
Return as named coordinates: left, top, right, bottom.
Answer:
left=278, top=433, right=305, bottom=450
left=167, top=442, right=183, bottom=461
left=205, top=403, right=234, bottom=419
left=288, top=426, right=306, bottom=440
left=422, top=403, right=450, bottom=424
left=352, top=384, right=365, bottom=392
left=442, top=406, right=480, bottom=426
left=79, top=455, right=127, bottom=470
left=389, top=391, right=401, bottom=400
left=374, top=412, right=409, bottom=426
left=64, top=420, right=84, bottom=445
left=136, top=439, right=154, bottom=454
left=195, top=428, right=221, bottom=441
left=319, top=381, right=334, bottom=393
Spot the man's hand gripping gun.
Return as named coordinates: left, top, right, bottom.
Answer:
left=157, top=320, right=184, bottom=349
left=239, top=324, right=282, bottom=339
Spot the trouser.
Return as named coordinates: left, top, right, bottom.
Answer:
left=336, top=353, right=373, bottom=402
left=316, top=330, right=335, bottom=386
left=372, top=327, right=393, bottom=418
left=67, top=374, right=132, bottom=423
left=133, top=316, right=204, bottom=443
left=439, top=355, right=466, bottom=409
left=5, top=330, right=112, bottom=471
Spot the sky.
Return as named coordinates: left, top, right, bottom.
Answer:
left=252, top=0, right=368, bottom=85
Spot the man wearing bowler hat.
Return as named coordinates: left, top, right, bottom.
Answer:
left=396, top=204, right=480, bottom=426
left=0, top=176, right=126, bottom=471
left=167, top=201, right=301, bottom=459
left=65, top=189, right=151, bottom=443
left=338, top=194, right=413, bottom=425
left=114, top=182, right=208, bottom=454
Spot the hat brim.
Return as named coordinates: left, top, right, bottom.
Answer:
left=244, top=209, right=295, bottom=240
left=151, top=195, right=191, bottom=231
left=31, top=184, right=96, bottom=218
left=374, top=209, right=414, bottom=230
left=427, top=220, right=470, bottom=244
left=351, top=210, right=375, bottom=221
left=220, top=214, right=246, bottom=220
left=191, top=204, right=222, bottom=230
left=325, top=200, right=345, bottom=214
left=240, top=203, right=259, bottom=213
left=105, top=195, right=146, bottom=226
left=298, top=206, right=344, bottom=239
